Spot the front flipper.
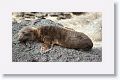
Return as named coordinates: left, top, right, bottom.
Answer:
left=40, top=36, right=54, bottom=53
left=40, top=43, right=53, bottom=53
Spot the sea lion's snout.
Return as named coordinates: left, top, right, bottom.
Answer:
left=18, top=34, right=23, bottom=41
left=18, top=32, right=28, bottom=43
left=18, top=35, right=26, bottom=42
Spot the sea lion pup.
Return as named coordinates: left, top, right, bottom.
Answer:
left=18, top=26, right=93, bottom=52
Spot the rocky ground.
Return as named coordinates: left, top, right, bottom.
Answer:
left=12, top=12, right=102, bottom=62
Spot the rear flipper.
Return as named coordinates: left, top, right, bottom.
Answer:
left=81, top=44, right=93, bottom=51
left=75, top=44, right=93, bottom=51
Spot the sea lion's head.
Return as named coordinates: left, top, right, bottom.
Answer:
left=18, top=27, right=37, bottom=42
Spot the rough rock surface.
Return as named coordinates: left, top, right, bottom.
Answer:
left=12, top=19, right=102, bottom=62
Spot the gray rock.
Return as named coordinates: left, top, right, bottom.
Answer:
left=33, top=19, right=64, bottom=27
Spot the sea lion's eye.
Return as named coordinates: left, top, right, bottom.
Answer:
left=24, top=33, right=31, bottom=36
left=22, top=32, right=25, bottom=34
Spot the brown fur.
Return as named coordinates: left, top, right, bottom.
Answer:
left=18, top=26, right=93, bottom=52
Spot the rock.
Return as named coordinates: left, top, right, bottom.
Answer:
left=48, top=12, right=72, bottom=20
left=48, top=12, right=63, bottom=17
left=12, top=12, right=24, bottom=17
left=33, top=19, right=64, bottom=27
left=35, top=12, right=48, bottom=18
left=72, top=12, right=85, bottom=15
left=57, top=13, right=72, bottom=20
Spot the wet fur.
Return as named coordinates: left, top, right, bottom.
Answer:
left=18, top=26, right=93, bottom=52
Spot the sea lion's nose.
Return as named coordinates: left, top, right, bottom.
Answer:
left=18, top=38, right=23, bottom=42
left=18, top=35, right=24, bottom=42
left=18, top=38, right=22, bottom=41
left=18, top=38, right=26, bottom=43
